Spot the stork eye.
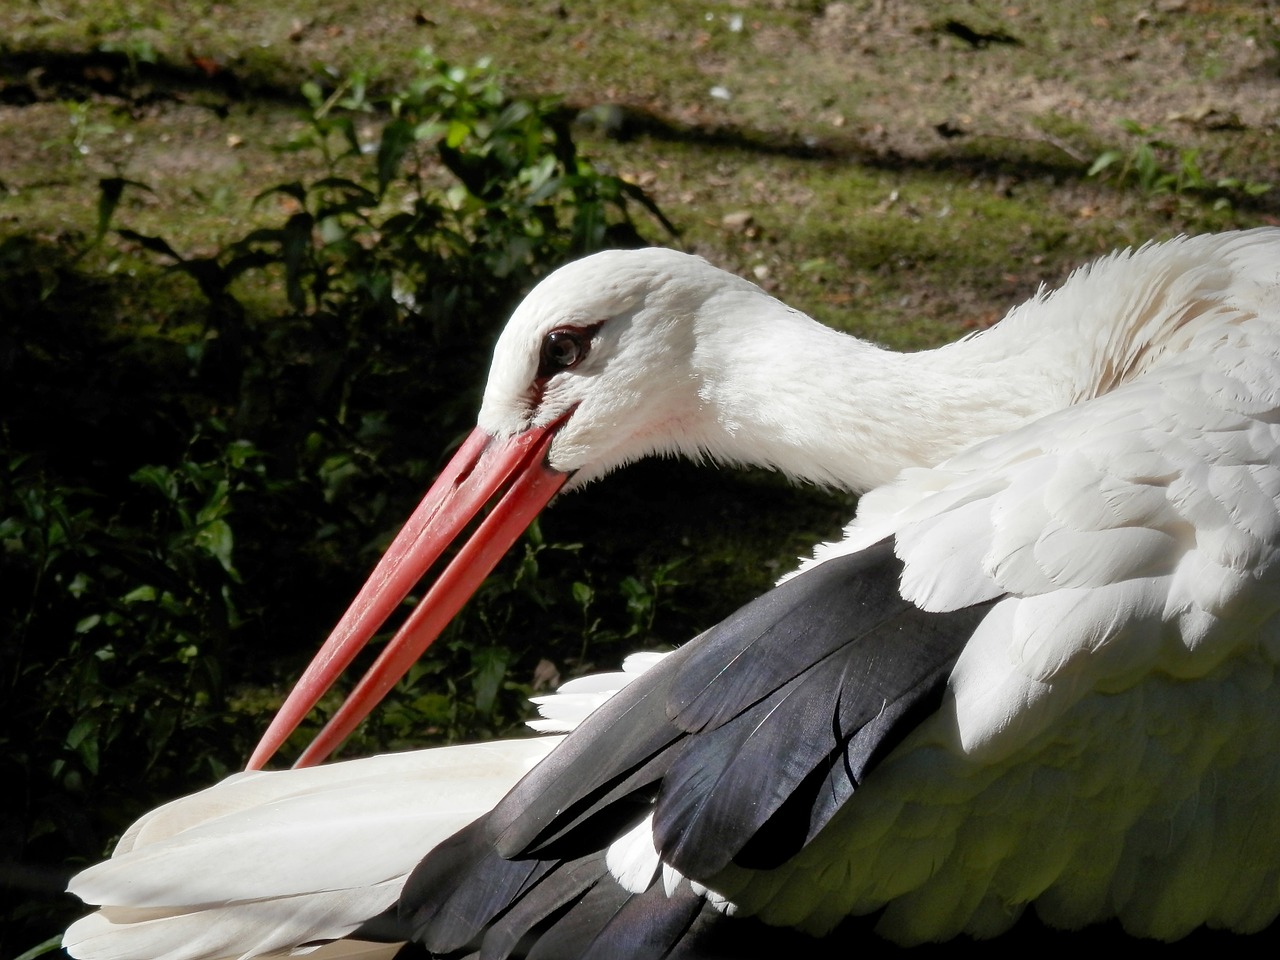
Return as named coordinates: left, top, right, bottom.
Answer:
left=539, top=328, right=590, bottom=377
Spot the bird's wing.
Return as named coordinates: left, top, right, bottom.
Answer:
left=720, top=308, right=1280, bottom=941
left=64, top=659, right=669, bottom=960
left=396, top=543, right=997, bottom=955
left=64, top=740, right=560, bottom=960
left=817, top=309, right=1280, bottom=760
left=397, top=312, right=1280, bottom=950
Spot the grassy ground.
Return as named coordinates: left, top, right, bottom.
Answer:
left=3, top=0, right=1279, bottom=953
left=5, top=1, right=1278, bottom=338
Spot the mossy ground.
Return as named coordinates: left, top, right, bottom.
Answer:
left=5, top=2, right=1277, bottom=338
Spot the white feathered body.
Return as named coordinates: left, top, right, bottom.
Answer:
left=710, top=230, right=1280, bottom=940
left=66, top=230, right=1280, bottom=956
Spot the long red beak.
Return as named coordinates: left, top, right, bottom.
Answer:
left=247, top=419, right=570, bottom=770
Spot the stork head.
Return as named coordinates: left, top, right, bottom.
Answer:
left=477, top=247, right=755, bottom=487
left=247, top=248, right=763, bottom=768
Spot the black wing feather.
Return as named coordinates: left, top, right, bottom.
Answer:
left=400, top=541, right=1000, bottom=957
left=666, top=541, right=909, bottom=731
left=577, top=881, right=709, bottom=960
left=652, top=546, right=992, bottom=876
left=486, top=640, right=697, bottom=859
left=479, top=852, right=617, bottom=960
left=520, top=873, right=633, bottom=960
left=401, top=818, right=556, bottom=953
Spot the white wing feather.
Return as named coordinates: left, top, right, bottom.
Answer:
left=64, top=658, right=665, bottom=960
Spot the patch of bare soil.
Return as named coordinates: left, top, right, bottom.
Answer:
left=798, top=2, right=1280, bottom=167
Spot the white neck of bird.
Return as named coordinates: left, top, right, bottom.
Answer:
left=683, top=281, right=1095, bottom=493
left=689, top=231, right=1255, bottom=492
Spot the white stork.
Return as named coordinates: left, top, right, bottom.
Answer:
left=65, top=229, right=1280, bottom=958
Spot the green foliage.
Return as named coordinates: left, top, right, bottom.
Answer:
left=2, top=49, right=674, bottom=949
left=62, top=101, right=120, bottom=164
left=12, top=934, right=64, bottom=960
left=568, top=558, right=685, bottom=664
left=1088, top=119, right=1271, bottom=208
left=4, top=434, right=257, bottom=790
left=128, top=49, right=672, bottom=334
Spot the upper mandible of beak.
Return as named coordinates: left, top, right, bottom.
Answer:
left=247, top=418, right=571, bottom=770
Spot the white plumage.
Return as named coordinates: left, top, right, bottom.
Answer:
left=66, top=229, right=1280, bottom=957
left=64, top=658, right=663, bottom=960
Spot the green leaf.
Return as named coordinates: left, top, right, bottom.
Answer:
left=377, top=118, right=415, bottom=195
left=123, top=584, right=157, bottom=603
left=12, top=935, right=66, bottom=960
left=95, top=177, right=152, bottom=245
left=471, top=647, right=509, bottom=716
left=196, top=518, right=237, bottom=575
left=116, top=228, right=183, bottom=261
left=445, top=118, right=471, bottom=149
left=64, top=716, right=95, bottom=750
left=254, top=181, right=309, bottom=207
left=1087, top=150, right=1122, bottom=178
left=280, top=212, right=315, bottom=312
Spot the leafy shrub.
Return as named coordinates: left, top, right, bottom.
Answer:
left=1088, top=118, right=1271, bottom=208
